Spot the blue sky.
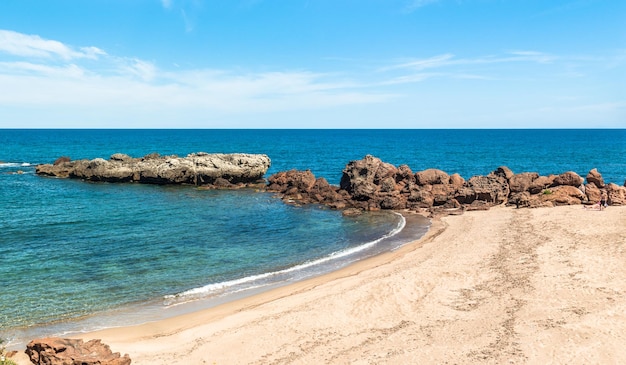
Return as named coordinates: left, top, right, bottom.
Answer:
left=0, top=0, right=624, bottom=128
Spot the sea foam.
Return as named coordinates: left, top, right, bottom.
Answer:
left=164, top=212, right=407, bottom=305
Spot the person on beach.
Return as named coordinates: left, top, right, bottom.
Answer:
left=600, top=190, right=608, bottom=210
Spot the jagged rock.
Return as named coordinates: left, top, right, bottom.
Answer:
left=455, top=174, right=509, bottom=206
left=36, top=153, right=271, bottom=187
left=396, top=164, right=414, bottom=183
left=493, top=166, right=514, bottom=180
left=339, top=155, right=397, bottom=200
left=586, top=168, right=605, bottom=188
left=607, top=183, right=626, bottom=205
left=509, top=191, right=531, bottom=208
left=25, top=337, right=131, bottom=365
left=267, top=170, right=316, bottom=193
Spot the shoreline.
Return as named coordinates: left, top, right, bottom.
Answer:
left=5, top=210, right=429, bottom=351
left=11, top=204, right=626, bottom=365
left=11, top=206, right=626, bottom=365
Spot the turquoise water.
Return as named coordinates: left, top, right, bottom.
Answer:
left=1, top=129, right=625, bottom=345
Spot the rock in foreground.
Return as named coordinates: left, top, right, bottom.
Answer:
left=36, top=152, right=271, bottom=187
left=25, top=337, right=131, bottom=365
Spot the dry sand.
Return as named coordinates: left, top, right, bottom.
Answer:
left=13, top=205, right=626, bottom=364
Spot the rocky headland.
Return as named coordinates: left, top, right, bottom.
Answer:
left=36, top=152, right=271, bottom=188
left=36, top=152, right=626, bottom=216
left=266, top=155, right=626, bottom=215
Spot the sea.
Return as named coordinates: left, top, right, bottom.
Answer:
left=1, top=129, right=625, bottom=347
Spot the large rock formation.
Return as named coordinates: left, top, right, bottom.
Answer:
left=25, top=337, right=131, bottom=365
left=267, top=155, right=626, bottom=215
left=36, top=152, right=271, bottom=187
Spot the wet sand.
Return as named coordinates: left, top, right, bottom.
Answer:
left=12, top=205, right=626, bottom=364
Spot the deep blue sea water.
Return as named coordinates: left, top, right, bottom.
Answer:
left=1, top=129, right=625, bottom=346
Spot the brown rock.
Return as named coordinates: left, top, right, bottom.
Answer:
left=379, top=192, right=406, bottom=209
left=449, top=173, right=465, bottom=187
left=395, top=164, right=414, bottom=184
left=607, top=183, right=626, bottom=205
left=542, top=186, right=586, bottom=205
left=584, top=183, right=601, bottom=204
left=339, top=155, right=398, bottom=202
left=267, top=170, right=316, bottom=193
left=53, top=156, right=71, bottom=165
left=110, top=153, right=133, bottom=162
left=455, top=175, right=509, bottom=206
left=25, top=337, right=131, bottom=365
left=342, top=208, right=362, bottom=216
left=509, top=192, right=531, bottom=208
left=529, top=175, right=556, bottom=194
left=492, top=166, right=514, bottom=180
left=586, top=168, right=605, bottom=188
left=415, top=169, right=450, bottom=186
left=509, top=172, right=539, bottom=193
left=552, top=171, right=584, bottom=187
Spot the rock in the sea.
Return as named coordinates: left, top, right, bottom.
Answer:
left=36, top=152, right=271, bottom=187
left=25, top=337, right=131, bottom=365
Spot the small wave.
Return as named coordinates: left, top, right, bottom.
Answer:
left=165, top=212, right=406, bottom=304
left=0, top=162, right=31, bottom=168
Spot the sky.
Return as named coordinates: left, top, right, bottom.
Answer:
left=0, top=0, right=624, bottom=128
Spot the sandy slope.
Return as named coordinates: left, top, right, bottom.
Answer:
left=13, top=205, right=626, bottom=364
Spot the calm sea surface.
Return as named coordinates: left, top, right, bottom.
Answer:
left=1, top=129, right=625, bottom=346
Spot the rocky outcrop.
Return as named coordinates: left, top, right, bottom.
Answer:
left=25, top=337, right=131, bottom=365
left=267, top=156, right=626, bottom=215
left=36, top=152, right=271, bottom=187
left=587, top=168, right=604, bottom=188
left=268, top=170, right=352, bottom=210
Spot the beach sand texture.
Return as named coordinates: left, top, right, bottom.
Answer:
left=14, top=205, right=626, bottom=364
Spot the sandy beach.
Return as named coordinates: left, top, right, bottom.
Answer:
left=13, top=204, right=626, bottom=364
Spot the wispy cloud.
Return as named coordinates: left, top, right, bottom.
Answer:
left=379, top=51, right=559, bottom=84
left=161, top=0, right=173, bottom=9
left=0, top=30, right=105, bottom=60
left=0, top=30, right=393, bottom=115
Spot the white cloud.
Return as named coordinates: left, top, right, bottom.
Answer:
left=0, top=30, right=393, bottom=117
left=0, top=29, right=105, bottom=60
left=0, top=30, right=622, bottom=128
left=379, top=51, right=560, bottom=85
left=161, top=0, right=173, bottom=9
left=121, top=58, right=157, bottom=81
left=383, top=54, right=455, bottom=71
left=0, top=61, right=85, bottom=78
